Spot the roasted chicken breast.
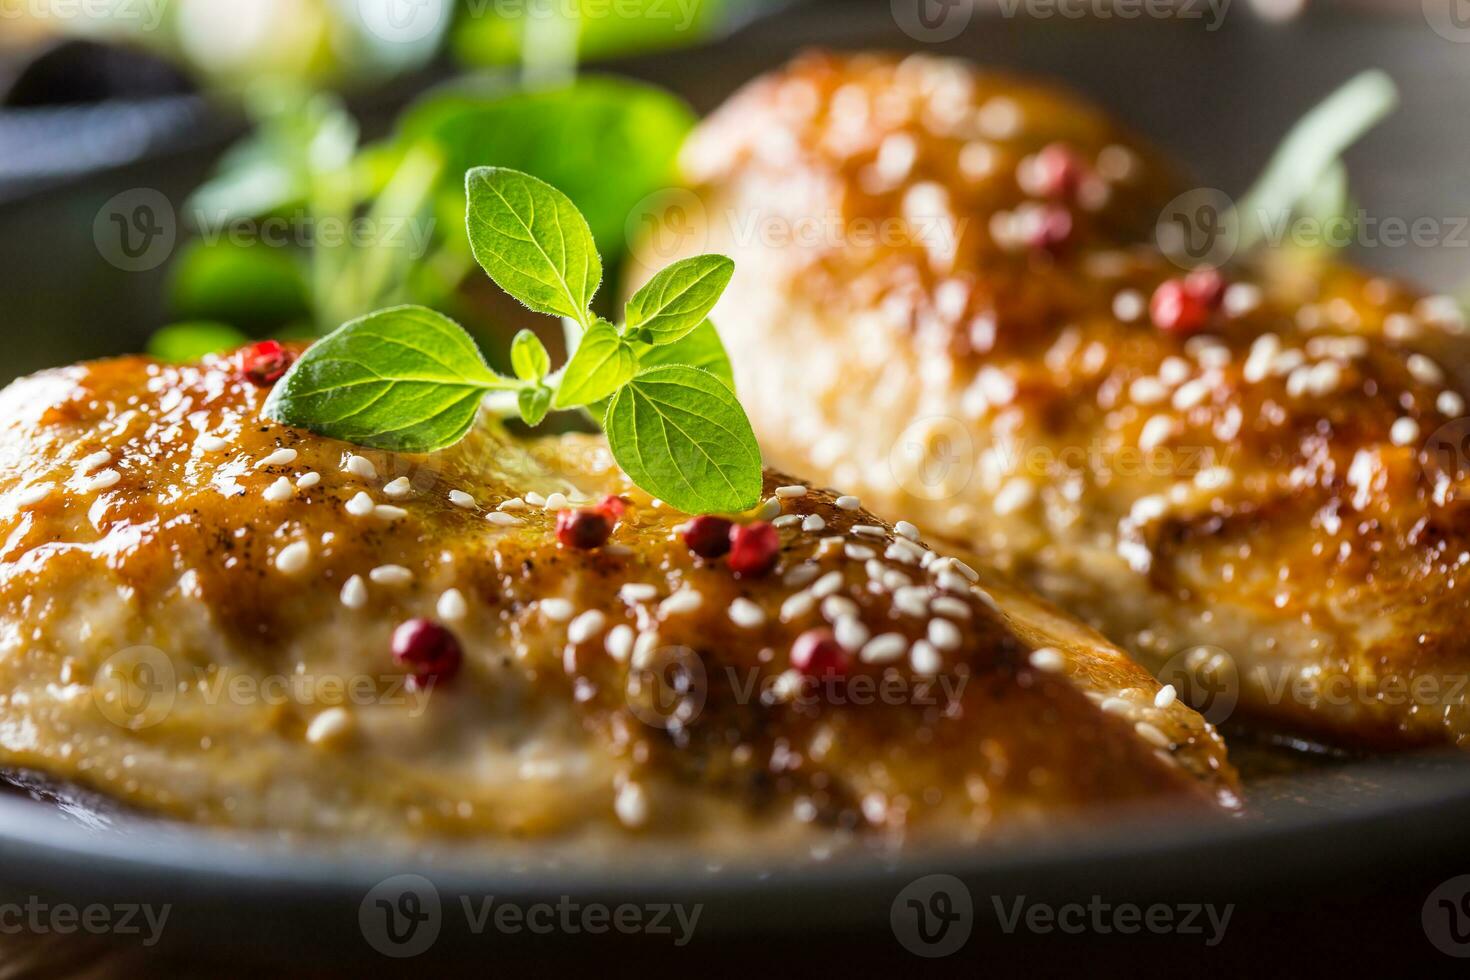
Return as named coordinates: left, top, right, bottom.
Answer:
left=0, top=348, right=1236, bottom=845
left=638, top=50, right=1470, bottom=748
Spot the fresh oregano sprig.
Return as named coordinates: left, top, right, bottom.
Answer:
left=264, top=167, right=761, bottom=515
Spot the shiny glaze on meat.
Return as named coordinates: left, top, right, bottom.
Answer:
left=638, top=50, right=1470, bottom=748
left=0, top=348, right=1236, bottom=844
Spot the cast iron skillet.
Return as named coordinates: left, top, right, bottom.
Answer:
left=1, top=1, right=1469, bottom=969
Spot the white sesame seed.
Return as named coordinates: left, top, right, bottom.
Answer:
left=756, top=497, right=782, bottom=521
left=448, top=489, right=477, bottom=510
left=1171, top=377, right=1212, bottom=411
left=909, top=640, right=942, bottom=675
left=821, top=595, right=859, bottom=621
left=860, top=633, right=907, bottom=664
left=306, top=708, right=352, bottom=746
left=383, top=477, right=413, bottom=498
left=1223, top=282, right=1262, bottom=317
left=1440, top=390, right=1466, bottom=417
left=772, top=514, right=802, bottom=528
left=816, top=537, right=844, bottom=559
left=931, top=596, right=971, bottom=620
left=345, top=455, right=377, bottom=480
left=834, top=616, right=870, bottom=651
left=615, top=782, right=648, bottom=828
left=524, top=491, right=547, bottom=507
left=659, top=590, right=703, bottom=617
left=605, top=625, right=635, bottom=662
left=16, top=484, right=54, bottom=507
left=992, top=477, right=1035, bottom=515
left=631, top=631, right=661, bottom=669
left=852, top=524, right=886, bottom=538
left=927, top=618, right=962, bottom=651
left=775, top=485, right=808, bottom=499
left=275, top=541, right=311, bottom=576
left=783, top=564, right=820, bottom=588
left=256, top=448, right=297, bottom=469
left=894, top=520, right=921, bottom=541
left=1135, top=721, right=1172, bottom=749
left=568, top=610, right=607, bottom=644
left=369, top=565, right=412, bottom=587
left=78, top=450, right=112, bottom=475
left=1407, top=353, right=1445, bottom=386
left=263, top=477, right=293, bottom=503
left=1390, top=417, right=1420, bottom=446
left=883, top=569, right=915, bottom=592
left=801, top=514, right=826, bottom=533
left=486, top=512, right=523, bottom=527
left=345, top=492, right=376, bottom=517
left=886, top=539, right=926, bottom=565
left=947, top=558, right=980, bottom=582
left=936, top=571, right=970, bottom=593
left=1101, top=696, right=1132, bottom=714
left=845, top=543, right=877, bottom=562
left=1129, top=377, right=1168, bottom=405
left=437, top=588, right=468, bottom=622
left=810, top=571, right=845, bottom=598
left=780, top=591, right=816, bottom=623
left=497, top=497, right=527, bottom=511
left=893, top=586, right=930, bottom=617
left=1138, top=415, right=1176, bottom=452
left=375, top=505, right=408, bottom=521
left=197, top=435, right=229, bottom=453
left=339, top=575, right=367, bottom=609
left=620, top=583, right=659, bottom=603
left=729, top=598, right=765, bottom=628
left=1111, top=289, right=1146, bottom=322
left=544, top=492, right=569, bottom=510
left=297, top=472, right=321, bottom=489
left=1029, top=647, right=1065, bottom=672
left=1154, top=684, right=1178, bottom=709
left=81, top=470, right=121, bottom=492
left=540, top=598, right=574, bottom=622
left=835, top=495, right=861, bottom=510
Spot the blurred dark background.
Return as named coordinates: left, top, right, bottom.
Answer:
left=2, top=0, right=1468, bottom=380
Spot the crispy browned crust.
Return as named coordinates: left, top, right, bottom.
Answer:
left=642, top=50, right=1470, bottom=749
left=0, top=347, right=1236, bottom=843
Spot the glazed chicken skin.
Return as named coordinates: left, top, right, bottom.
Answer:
left=637, top=50, right=1470, bottom=749
left=0, top=348, right=1236, bottom=845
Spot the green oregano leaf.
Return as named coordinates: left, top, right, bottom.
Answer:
left=624, top=254, right=733, bottom=345
left=554, top=319, right=634, bottom=409
left=518, top=384, right=552, bottom=426
left=264, top=304, right=513, bottom=452
left=510, top=328, right=550, bottom=381
left=465, top=166, right=601, bottom=326
left=633, top=320, right=735, bottom=390
left=603, top=365, right=762, bottom=514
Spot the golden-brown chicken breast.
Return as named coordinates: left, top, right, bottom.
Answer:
left=0, top=347, right=1236, bottom=848
left=637, top=50, right=1470, bottom=749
